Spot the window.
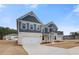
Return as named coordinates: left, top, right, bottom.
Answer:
left=48, top=28, right=49, bottom=32
left=45, top=28, right=48, bottom=33
left=42, top=29, right=45, bottom=33
left=21, top=23, right=27, bottom=30
left=34, top=24, right=36, bottom=30
left=30, top=24, right=34, bottom=30
left=37, top=25, right=40, bottom=31
left=50, top=28, right=53, bottom=32
left=53, top=28, right=56, bottom=32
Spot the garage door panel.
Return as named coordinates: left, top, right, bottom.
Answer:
left=22, top=37, right=42, bottom=45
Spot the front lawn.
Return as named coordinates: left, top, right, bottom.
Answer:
left=42, top=40, right=79, bottom=49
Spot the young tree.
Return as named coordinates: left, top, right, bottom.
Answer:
left=0, top=27, right=17, bottom=39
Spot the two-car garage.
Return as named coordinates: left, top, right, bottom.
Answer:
left=18, top=32, right=42, bottom=45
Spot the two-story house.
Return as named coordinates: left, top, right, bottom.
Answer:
left=17, top=11, right=63, bottom=45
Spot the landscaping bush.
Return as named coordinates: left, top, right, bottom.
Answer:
left=41, top=42, right=51, bottom=44
left=54, top=40, right=63, bottom=42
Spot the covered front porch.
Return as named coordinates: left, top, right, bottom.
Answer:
left=42, top=33, right=63, bottom=43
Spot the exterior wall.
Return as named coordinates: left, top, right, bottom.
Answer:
left=42, top=33, right=63, bottom=43
left=47, top=24, right=58, bottom=32
left=49, top=33, right=63, bottom=42
left=18, top=20, right=42, bottom=33
left=50, top=33, right=57, bottom=41
left=17, top=20, right=43, bottom=45
left=18, top=32, right=42, bottom=45
left=56, top=35, right=63, bottom=40
left=10, top=36, right=18, bottom=40
left=42, top=34, right=49, bottom=42
left=3, top=36, right=10, bottom=40
left=3, top=35, right=18, bottom=40
left=43, top=26, right=57, bottom=33
left=18, top=20, right=58, bottom=34
left=17, top=20, right=63, bottom=44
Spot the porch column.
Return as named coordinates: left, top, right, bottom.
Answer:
left=49, top=34, right=51, bottom=42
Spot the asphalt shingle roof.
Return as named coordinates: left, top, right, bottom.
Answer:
left=20, top=15, right=41, bottom=23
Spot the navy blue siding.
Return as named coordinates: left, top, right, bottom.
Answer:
left=18, top=21, right=42, bottom=33
left=27, top=23, right=29, bottom=30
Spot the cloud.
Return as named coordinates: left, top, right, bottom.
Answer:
left=0, top=4, right=6, bottom=8
left=73, top=4, right=79, bottom=13
left=25, top=4, right=39, bottom=9
left=0, top=4, right=6, bottom=12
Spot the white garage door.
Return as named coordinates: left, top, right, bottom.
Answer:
left=22, top=37, right=42, bottom=45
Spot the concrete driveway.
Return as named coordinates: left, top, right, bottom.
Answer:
left=68, top=47, right=79, bottom=55
left=23, top=44, right=79, bottom=55
left=23, top=44, right=68, bottom=55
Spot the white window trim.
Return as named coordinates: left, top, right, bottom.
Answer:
left=48, top=28, right=49, bottom=32
left=21, top=23, right=27, bottom=30
left=41, top=27, right=45, bottom=33
left=29, top=23, right=34, bottom=30
left=36, top=25, right=40, bottom=31
left=43, top=28, right=45, bottom=32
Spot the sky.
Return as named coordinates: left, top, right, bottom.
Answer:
left=0, top=4, right=79, bottom=35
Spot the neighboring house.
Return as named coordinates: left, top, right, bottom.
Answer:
left=63, top=36, right=78, bottom=40
left=63, top=32, right=79, bottom=40
left=17, top=11, right=63, bottom=45
left=3, top=34, right=18, bottom=40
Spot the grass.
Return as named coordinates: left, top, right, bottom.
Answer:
left=42, top=40, right=79, bottom=49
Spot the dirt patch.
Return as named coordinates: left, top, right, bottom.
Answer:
left=42, top=40, right=79, bottom=49
left=0, top=40, right=28, bottom=55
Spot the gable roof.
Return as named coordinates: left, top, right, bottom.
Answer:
left=17, top=11, right=43, bottom=24
left=46, top=21, right=58, bottom=29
